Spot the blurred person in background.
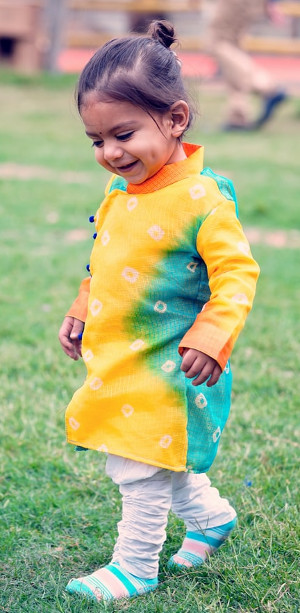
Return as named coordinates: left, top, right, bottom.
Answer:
left=206, top=0, right=287, bottom=130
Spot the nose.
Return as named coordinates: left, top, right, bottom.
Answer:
left=103, top=141, right=123, bottom=163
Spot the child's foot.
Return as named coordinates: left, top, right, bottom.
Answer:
left=168, top=517, right=237, bottom=569
left=66, top=562, right=158, bottom=602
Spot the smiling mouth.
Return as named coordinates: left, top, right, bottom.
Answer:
left=116, top=160, right=138, bottom=172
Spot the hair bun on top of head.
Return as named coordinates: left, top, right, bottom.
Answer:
left=147, top=20, right=177, bottom=49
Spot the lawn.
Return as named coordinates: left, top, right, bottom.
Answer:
left=0, top=69, right=299, bottom=612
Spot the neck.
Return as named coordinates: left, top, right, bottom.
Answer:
left=167, top=140, right=187, bottom=165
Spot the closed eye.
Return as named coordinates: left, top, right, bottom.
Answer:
left=116, top=131, right=134, bottom=141
left=92, top=140, right=103, bottom=148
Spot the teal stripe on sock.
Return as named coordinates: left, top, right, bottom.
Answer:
left=86, top=575, right=114, bottom=600
left=107, top=564, right=142, bottom=597
left=66, top=579, right=99, bottom=601
left=186, top=518, right=237, bottom=549
left=212, top=518, right=237, bottom=534
left=185, top=531, right=221, bottom=548
left=178, top=550, right=205, bottom=566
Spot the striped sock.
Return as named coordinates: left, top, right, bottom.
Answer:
left=168, top=518, right=237, bottom=569
left=66, top=562, right=158, bottom=602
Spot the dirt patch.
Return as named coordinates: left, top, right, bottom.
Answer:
left=65, top=229, right=90, bottom=243
left=245, top=227, right=300, bottom=249
left=0, top=162, right=91, bottom=184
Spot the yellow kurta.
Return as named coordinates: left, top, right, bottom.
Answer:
left=65, top=144, right=259, bottom=473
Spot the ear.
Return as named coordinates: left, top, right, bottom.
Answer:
left=169, top=100, right=189, bottom=138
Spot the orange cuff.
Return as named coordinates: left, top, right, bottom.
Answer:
left=65, top=277, right=91, bottom=323
left=179, top=322, right=233, bottom=370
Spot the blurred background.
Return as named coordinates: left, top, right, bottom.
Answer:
left=0, top=0, right=299, bottom=87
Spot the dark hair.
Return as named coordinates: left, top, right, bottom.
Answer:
left=76, top=20, right=194, bottom=132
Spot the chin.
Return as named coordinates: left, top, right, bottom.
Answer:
left=132, top=177, right=147, bottom=184
left=126, top=173, right=148, bottom=185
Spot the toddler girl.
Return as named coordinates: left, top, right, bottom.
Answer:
left=59, top=20, right=260, bottom=603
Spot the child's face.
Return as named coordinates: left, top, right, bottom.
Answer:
left=80, top=93, right=186, bottom=184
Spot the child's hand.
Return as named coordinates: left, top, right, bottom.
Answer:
left=58, top=316, right=84, bottom=361
left=180, top=348, right=222, bottom=387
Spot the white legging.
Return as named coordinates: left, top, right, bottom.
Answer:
left=105, top=455, right=236, bottom=578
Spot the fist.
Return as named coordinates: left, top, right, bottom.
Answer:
left=180, top=348, right=222, bottom=386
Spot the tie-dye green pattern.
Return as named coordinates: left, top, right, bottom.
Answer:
left=124, top=217, right=232, bottom=473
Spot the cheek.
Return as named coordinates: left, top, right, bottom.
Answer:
left=94, top=148, right=104, bottom=165
left=147, top=145, right=163, bottom=165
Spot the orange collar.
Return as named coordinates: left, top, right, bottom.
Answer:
left=127, top=143, right=204, bottom=194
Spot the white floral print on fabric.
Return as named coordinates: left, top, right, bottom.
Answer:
left=154, top=301, right=167, bottom=313
left=232, top=293, right=248, bottom=304
left=187, top=262, right=198, bottom=273
left=121, top=404, right=134, bottom=418
left=69, top=417, right=80, bottom=430
left=147, top=225, right=165, bottom=241
left=189, top=184, right=206, bottom=200
left=83, top=350, right=94, bottom=362
left=97, top=444, right=108, bottom=452
left=237, top=241, right=250, bottom=255
left=161, top=360, right=176, bottom=373
left=89, top=377, right=103, bottom=390
left=122, top=267, right=139, bottom=283
left=213, top=426, right=221, bottom=442
left=130, top=339, right=145, bottom=351
left=101, top=230, right=110, bottom=246
left=90, top=299, right=103, bottom=316
left=195, top=393, right=208, bottom=409
left=159, top=435, right=173, bottom=448
left=127, top=197, right=138, bottom=211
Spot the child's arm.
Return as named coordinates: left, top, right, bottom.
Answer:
left=179, top=198, right=260, bottom=378
left=58, top=277, right=91, bottom=360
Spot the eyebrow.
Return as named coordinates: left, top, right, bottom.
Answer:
left=85, top=121, right=139, bottom=138
left=85, top=131, right=102, bottom=138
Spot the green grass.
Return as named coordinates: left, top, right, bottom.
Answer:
left=0, top=70, right=299, bottom=612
